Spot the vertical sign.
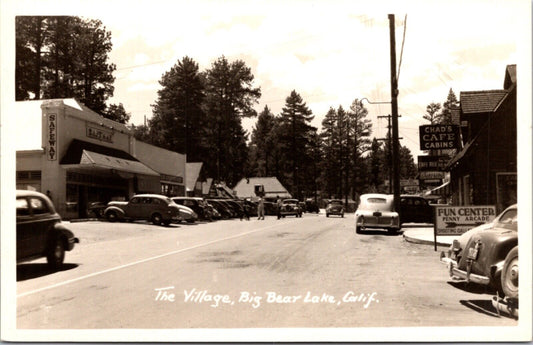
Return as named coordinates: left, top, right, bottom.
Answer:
left=47, top=113, right=57, bottom=161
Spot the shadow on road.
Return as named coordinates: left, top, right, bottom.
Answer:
left=460, top=299, right=502, bottom=318
left=356, top=229, right=404, bottom=236
left=447, top=281, right=496, bottom=295
left=17, top=263, right=79, bottom=282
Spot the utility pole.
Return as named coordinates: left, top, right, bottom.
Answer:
left=377, top=114, right=402, bottom=194
left=389, top=14, right=401, bottom=214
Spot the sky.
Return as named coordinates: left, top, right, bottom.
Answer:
left=2, top=0, right=530, bottom=158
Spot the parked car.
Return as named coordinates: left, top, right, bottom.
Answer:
left=399, top=195, right=434, bottom=224
left=86, top=201, right=107, bottom=218
left=244, top=199, right=258, bottom=217
left=355, top=194, right=400, bottom=234
left=175, top=204, right=198, bottom=223
left=326, top=199, right=345, bottom=218
left=279, top=199, right=302, bottom=218
left=104, top=194, right=180, bottom=226
left=16, top=190, right=79, bottom=268
left=440, top=204, right=518, bottom=317
left=305, top=198, right=320, bottom=213
left=172, top=197, right=211, bottom=221
left=207, top=199, right=233, bottom=219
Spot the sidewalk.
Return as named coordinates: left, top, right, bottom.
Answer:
left=401, top=224, right=457, bottom=248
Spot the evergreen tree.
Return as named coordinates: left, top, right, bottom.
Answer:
left=250, top=106, right=276, bottom=177
left=347, top=98, right=372, bottom=199
left=439, top=88, right=459, bottom=124
left=203, top=56, right=261, bottom=185
left=150, top=56, right=206, bottom=161
left=16, top=16, right=116, bottom=113
left=423, top=102, right=442, bottom=124
left=104, top=103, right=130, bottom=124
left=278, top=90, right=315, bottom=199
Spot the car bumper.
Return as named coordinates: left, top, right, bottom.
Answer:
left=439, top=252, right=491, bottom=285
left=67, top=237, right=79, bottom=251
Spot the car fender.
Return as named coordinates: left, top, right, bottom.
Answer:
left=104, top=206, right=126, bottom=219
left=50, top=223, right=79, bottom=251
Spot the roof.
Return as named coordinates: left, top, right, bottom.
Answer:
left=186, top=162, right=203, bottom=191
left=504, top=64, right=517, bottom=89
left=15, top=98, right=130, bottom=151
left=233, top=177, right=292, bottom=198
left=460, top=90, right=509, bottom=115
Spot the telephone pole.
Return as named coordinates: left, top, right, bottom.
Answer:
left=377, top=114, right=402, bottom=194
left=389, top=14, right=401, bottom=213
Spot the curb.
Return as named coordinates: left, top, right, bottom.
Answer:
left=402, top=233, right=451, bottom=248
left=68, top=218, right=100, bottom=223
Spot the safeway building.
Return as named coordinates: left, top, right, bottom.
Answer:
left=15, top=99, right=187, bottom=219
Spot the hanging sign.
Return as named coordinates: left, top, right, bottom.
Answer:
left=419, top=125, right=460, bottom=150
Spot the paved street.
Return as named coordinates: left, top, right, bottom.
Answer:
left=16, top=213, right=518, bottom=329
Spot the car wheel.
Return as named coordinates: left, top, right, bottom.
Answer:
left=355, top=226, right=361, bottom=234
left=186, top=219, right=195, bottom=223
left=151, top=213, right=163, bottom=225
left=501, top=246, right=518, bottom=299
left=387, top=227, right=398, bottom=234
left=326, top=213, right=329, bottom=217
left=47, top=237, right=65, bottom=269
left=106, top=211, right=117, bottom=222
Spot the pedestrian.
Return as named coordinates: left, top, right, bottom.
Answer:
left=276, top=196, right=282, bottom=219
left=242, top=200, right=250, bottom=221
left=257, top=197, right=265, bottom=220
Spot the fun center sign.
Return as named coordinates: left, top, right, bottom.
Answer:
left=434, top=205, right=497, bottom=236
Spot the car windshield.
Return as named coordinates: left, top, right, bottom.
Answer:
left=329, top=200, right=342, bottom=205
left=359, top=196, right=393, bottom=211
left=284, top=200, right=297, bottom=204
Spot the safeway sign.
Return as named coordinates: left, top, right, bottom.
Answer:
left=434, top=205, right=497, bottom=236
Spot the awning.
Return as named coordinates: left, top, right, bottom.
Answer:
left=424, top=181, right=450, bottom=196
left=78, top=150, right=159, bottom=176
left=60, top=139, right=159, bottom=177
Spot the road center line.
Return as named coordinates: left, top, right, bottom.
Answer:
left=17, top=218, right=299, bottom=298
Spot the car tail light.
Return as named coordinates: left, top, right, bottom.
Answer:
left=452, top=240, right=461, bottom=252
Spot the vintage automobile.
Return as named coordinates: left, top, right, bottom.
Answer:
left=355, top=194, right=400, bottom=234
left=172, top=197, right=211, bottom=221
left=206, top=199, right=233, bottom=219
left=305, top=198, right=320, bottom=213
left=16, top=190, right=79, bottom=268
left=440, top=204, right=518, bottom=317
left=175, top=204, right=198, bottom=223
left=104, top=194, right=180, bottom=226
left=279, top=199, right=302, bottom=218
left=326, top=199, right=345, bottom=218
left=399, top=194, right=434, bottom=224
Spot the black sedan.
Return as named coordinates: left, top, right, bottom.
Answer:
left=16, top=190, right=79, bottom=269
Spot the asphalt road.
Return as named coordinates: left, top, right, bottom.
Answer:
left=16, top=213, right=518, bottom=330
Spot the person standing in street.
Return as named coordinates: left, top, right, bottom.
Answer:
left=276, top=196, right=282, bottom=219
left=257, top=197, right=265, bottom=220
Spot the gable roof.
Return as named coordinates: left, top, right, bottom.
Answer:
left=186, top=162, right=203, bottom=191
left=460, top=90, right=508, bottom=115
left=504, top=64, right=517, bottom=89
left=233, top=177, right=292, bottom=198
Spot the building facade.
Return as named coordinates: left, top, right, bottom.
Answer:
left=16, top=99, right=186, bottom=219
left=447, top=65, right=517, bottom=213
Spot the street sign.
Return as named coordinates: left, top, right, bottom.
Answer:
left=418, top=155, right=449, bottom=171
left=434, top=205, right=497, bottom=236
left=419, top=125, right=460, bottom=150
left=419, top=171, right=445, bottom=180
